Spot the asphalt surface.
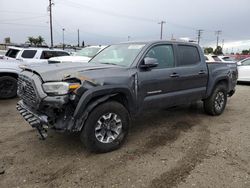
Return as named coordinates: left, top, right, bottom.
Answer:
left=0, top=85, right=250, bottom=188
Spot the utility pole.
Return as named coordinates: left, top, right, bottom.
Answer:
left=77, top=29, right=80, bottom=47
left=197, top=29, right=203, bottom=45
left=215, top=30, right=222, bottom=48
left=158, top=21, right=166, bottom=40
left=62, top=28, right=65, bottom=50
left=48, top=0, right=54, bottom=48
left=222, top=39, right=225, bottom=52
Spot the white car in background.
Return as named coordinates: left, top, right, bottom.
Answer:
left=204, top=55, right=222, bottom=62
left=4, top=46, right=70, bottom=63
left=237, top=58, right=250, bottom=82
left=218, top=56, right=236, bottom=63
left=0, top=50, right=6, bottom=59
left=0, top=59, right=22, bottom=99
left=48, top=45, right=107, bottom=64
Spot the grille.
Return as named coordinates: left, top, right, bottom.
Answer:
left=17, top=74, right=38, bottom=106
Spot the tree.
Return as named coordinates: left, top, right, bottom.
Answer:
left=204, top=47, right=213, bottom=54
left=242, top=50, right=249, bottom=55
left=214, top=46, right=223, bottom=55
left=37, top=36, right=45, bottom=45
left=27, top=36, right=45, bottom=46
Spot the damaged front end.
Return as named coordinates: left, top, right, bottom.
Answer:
left=16, top=70, right=99, bottom=139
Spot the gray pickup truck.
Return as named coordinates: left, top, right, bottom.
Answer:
left=16, top=41, right=237, bottom=153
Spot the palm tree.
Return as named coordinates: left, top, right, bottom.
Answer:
left=27, top=36, right=45, bottom=46
left=37, top=36, right=45, bottom=46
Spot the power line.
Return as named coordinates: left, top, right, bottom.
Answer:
left=0, top=22, right=47, bottom=28
left=0, top=15, right=47, bottom=23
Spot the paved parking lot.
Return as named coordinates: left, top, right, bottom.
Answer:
left=0, top=85, right=250, bottom=188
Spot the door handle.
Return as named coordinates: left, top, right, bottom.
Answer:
left=170, top=73, right=179, bottom=78
left=198, top=70, right=206, bottom=75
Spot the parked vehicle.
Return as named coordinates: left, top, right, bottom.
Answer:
left=0, top=60, right=21, bottom=99
left=4, top=46, right=70, bottom=63
left=0, top=50, right=6, bottom=59
left=237, top=57, right=250, bottom=82
left=16, top=41, right=237, bottom=153
left=48, top=45, right=107, bottom=64
left=218, top=56, right=236, bottom=63
left=204, top=55, right=222, bottom=62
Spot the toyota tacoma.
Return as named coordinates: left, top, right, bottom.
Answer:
left=16, top=41, right=237, bottom=153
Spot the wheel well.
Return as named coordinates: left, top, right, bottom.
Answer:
left=86, top=93, right=130, bottom=113
left=0, top=72, right=18, bottom=79
left=216, top=79, right=228, bottom=89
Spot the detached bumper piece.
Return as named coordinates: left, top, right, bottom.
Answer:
left=16, top=101, right=49, bottom=140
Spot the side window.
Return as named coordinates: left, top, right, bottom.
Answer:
left=212, top=56, right=221, bottom=62
left=145, top=45, right=174, bottom=69
left=5, top=49, right=20, bottom=58
left=21, top=50, right=37, bottom=59
left=41, top=51, right=70, bottom=59
left=178, top=45, right=200, bottom=66
left=56, top=51, right=69, bottom=57
left=242, top=59, right=250, bottom=66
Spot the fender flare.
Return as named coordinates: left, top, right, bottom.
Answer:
left=71, top=85, right=136, bottom=131
left=206, top=75, right=230, bottom=97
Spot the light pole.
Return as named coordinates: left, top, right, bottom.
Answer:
left=158, top=21, right=166, bottom=40
left=62, top=28, right=65, bottom=50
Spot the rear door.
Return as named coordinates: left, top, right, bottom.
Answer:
left=174, top=44, right=208, bottom=102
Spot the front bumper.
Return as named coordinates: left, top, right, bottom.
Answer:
left=17, top=101, right=49, bottom=139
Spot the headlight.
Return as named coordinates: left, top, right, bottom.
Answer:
left=42, top=82, right=80, bottom=95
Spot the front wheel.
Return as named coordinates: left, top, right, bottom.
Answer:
left=80, top=101, right=130, bottom=153
left=204, top=84, right=228, bottom=116
left=0, top=76, right=17, bottom=99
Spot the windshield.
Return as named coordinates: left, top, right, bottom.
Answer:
left=75, top=47, right=101, bottom=58
left=90, top=44, right=145, bottom=67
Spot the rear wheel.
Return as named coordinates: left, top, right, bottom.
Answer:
left=0, top=76, right=17, bottom=99
left=80, top=101, right=130, bottom=153
left=204, top=84, right=227, bottom=116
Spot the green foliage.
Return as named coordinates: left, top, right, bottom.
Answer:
left=204, top=47, right=213, bottom=54
left=242, top=50, right=249, bottom=55
left=214, top=46, right=223, bottom=55
left=27, top=36, right=45, bottom=46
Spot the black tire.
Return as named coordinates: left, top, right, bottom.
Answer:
left=0, top=76, right=17, bottom=99
left=80, top=101, right=130, bottom=153
left=204, top=84, right=227, bottom=116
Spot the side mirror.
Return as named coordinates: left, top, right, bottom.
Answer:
left=140, top=57, right=158, bottom=69
left=236, top=62, right=242, bottom=66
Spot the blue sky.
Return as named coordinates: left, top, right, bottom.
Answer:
left=0, top=0, right=249, bottom=52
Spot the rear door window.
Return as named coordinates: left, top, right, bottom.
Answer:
left=212, top=56, right=221, bottom=61
left=177, top=45, right=200, bottom=66
left=56, top=51, right=69, bottom=57
left=5, top=49, right=20, bottom=58
left=21, top=50, right=37, bottom=59
left=40, top=51, right=69, bottom=59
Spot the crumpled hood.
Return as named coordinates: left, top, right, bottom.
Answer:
left=21, top=62, right=130, bottom=83
left=49, top=56, right=91, bottom=63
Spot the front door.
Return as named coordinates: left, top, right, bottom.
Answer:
left=137, top=44, right=180, bottom=110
